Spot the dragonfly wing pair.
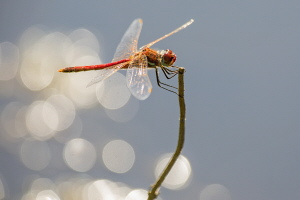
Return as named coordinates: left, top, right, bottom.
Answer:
left=88, top=18, right=152, bottom=100
left=114, top=18, right=152, bottom=100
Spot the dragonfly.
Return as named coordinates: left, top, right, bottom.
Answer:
left=59, top=19, right=194, bottom=100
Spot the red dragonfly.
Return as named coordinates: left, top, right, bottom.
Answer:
left=59, top=19, right=194, bottom=100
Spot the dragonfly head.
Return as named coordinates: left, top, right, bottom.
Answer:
left=161, top=49, right=176, bottom=67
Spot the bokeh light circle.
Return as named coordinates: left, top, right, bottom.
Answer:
left=96, top=72, right=131, bottom=110
left=44, top=95, right=76, bottom=131
left=19, top=26, right=46, bottom=51
left=86, top=179, right=130, bottom=200
left=1, top=101, right=28, bottom=140
left=102, top=140, right=135, bottom=173
left=31, top=178, right=55, bottom=192
left=155, top=154, right=192, bottom=190
left=104, top=96, right=139, bottom=123
left=67, top=28, right=100, bottom=54
left=125, top=189, right=148, bottom=200
left=63, top=138, right=96, bottom=172
left=199, top=184, right=232, bottom=200
left=20, top=31, right=68, bottom=91
left=25, top=101, right=55, bottom=140
left=36, top=190, right=60, bottom=200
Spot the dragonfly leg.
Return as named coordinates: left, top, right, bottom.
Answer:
left=156, top=67, right=178, bottom=89
left=161, top=67, right=179, bottom=79
left=155, top=67, right=179, bottom=95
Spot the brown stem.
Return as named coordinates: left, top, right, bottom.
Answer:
left=148, top=67, right=186, bottom=200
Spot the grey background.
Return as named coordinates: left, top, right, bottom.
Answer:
left=1, top=1, right=300, bottom=199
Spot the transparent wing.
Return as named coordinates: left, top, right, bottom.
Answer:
left=112, top=19, right=143, bottom=62
left=126, top=54, right=152, bottom=100
left=140, top=19, right=194, bottom=50
left=86, top=62, right=129, bottom=87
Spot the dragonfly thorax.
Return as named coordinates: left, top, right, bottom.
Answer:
left=142, top=48, right=176, bottom=68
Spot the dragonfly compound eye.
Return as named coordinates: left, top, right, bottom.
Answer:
left=162, top=49, right=177, bottom=66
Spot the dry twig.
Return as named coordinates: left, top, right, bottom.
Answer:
left=148, top=67, right=186, bottom=200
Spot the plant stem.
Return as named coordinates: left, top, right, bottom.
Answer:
left=148, top=67, right=186, bottom=200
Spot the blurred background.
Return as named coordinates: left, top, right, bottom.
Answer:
left=0, top=1, right=300, bottom=200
